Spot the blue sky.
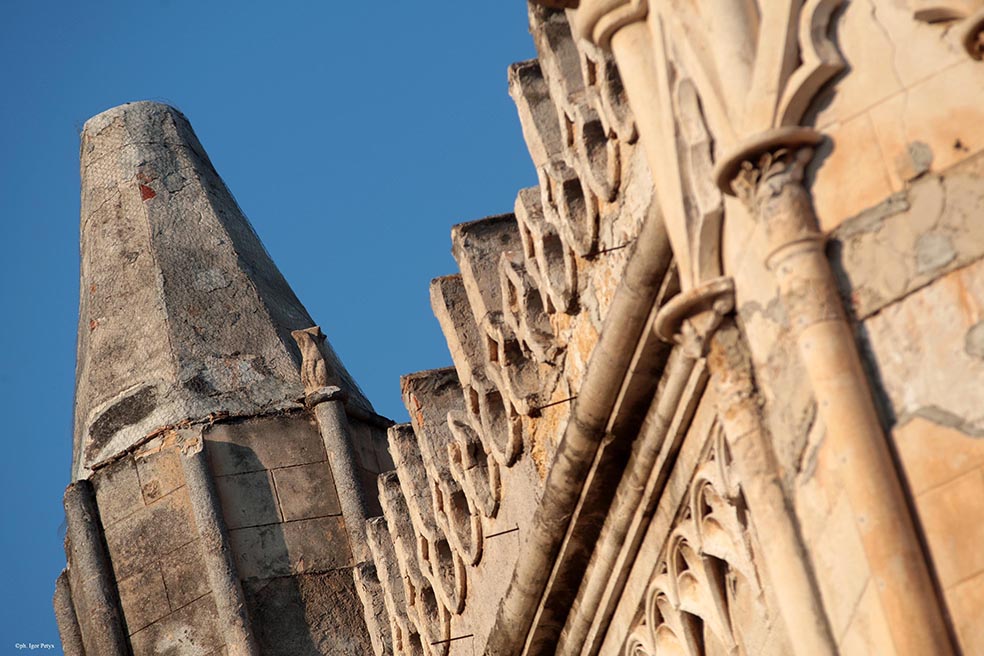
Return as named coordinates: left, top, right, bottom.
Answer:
left=0, top=2, right=536, bottom=646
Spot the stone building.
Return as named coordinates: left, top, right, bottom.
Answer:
left=54, top=2, right=984, bottom=655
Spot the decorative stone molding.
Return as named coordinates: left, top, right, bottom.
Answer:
left=653, top=277, right=735, bottom=358
left=624, top=429, right=768, bottom=656
left=574, top=0, right=649, bottom=50
left=913, top=1, right=984, bottom=57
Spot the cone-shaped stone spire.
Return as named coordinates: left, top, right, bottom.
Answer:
left=74, top=101, right=369, bottom=479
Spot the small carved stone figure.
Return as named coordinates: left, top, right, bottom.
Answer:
left=291, top=325, right=329, bottom=395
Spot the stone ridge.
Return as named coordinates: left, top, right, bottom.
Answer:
left=74, top=101, right=370, bottom=479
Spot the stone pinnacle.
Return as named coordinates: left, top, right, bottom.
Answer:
left=73, top=101, right=369, bottom=479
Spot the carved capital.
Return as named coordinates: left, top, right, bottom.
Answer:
left=653, top=277, right=735, bottom=358
left=575, top=0, right=648, bottom=49
left=714, top=127, right=823, bottom=201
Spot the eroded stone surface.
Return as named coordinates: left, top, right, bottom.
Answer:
left=74, top=101, right=369, bottom=479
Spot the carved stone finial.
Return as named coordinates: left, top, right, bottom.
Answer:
left=291, top=326, right=331, bottom=398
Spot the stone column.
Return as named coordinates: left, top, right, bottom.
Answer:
left=179, top=429, right=260, bottom=656
left=53, top=571, right=85, bottom=656
left=63, top=481, right=128, bottom=656
left=716, top=129, right=956, bottom=656
left=656, top=279, right=837, bottom=656
left=310, top=387, right=373, bottom=564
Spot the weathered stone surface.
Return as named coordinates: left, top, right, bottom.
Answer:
left=93, top=455, right=144, bottom=527
left=160, top=538, right=211, bottom=609
left=272, top=461, right=341, bottom=521
left=246, top=571, right=374, bottom=656
left=214, top=470, right=282, bottom=530
left=832, top=153, right=984, bottom=319
left=135, top=441, right=185, bottom=505
left=103, top=486, right=196, bottom=580
left=353, top=563, right=394, bottom=656
left=117, top=565, right=170, bottom=633
left=74, top=101, right=369, bottom=478
left=228, top=524, right=291, bottom=580
left=206, top=413, right=326, bottom=476
left=129, top=592, right=223, bottom=655
left=863, top=258, right=984, bottom=435
left=283, top=516, right=352, bottom=573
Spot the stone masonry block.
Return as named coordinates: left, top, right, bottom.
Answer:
left=283, top=516, right=352, bottom=574
left=246, top=571, right=373, bottom=656
left=346, top=418, right=381, bottom=473
left=228, top=524, right=291, bottom=580
left=103, top=486, right=196, bottom=580
left=117, top=564, right=169, bottom=634
left=206, top=413, right=326, bottom=476
left=916, top=469, right=984, bottom=588
left=129, top=592, right=223, bottom=656
left=160, top=538, right=211, bottom=609
left=215, top=470, right=282, bottom=530
left=272, top=462, right=341, bottom=522
left=135, top=443, right=184, bottom=505
left=93, top=455, right=144, bottom=527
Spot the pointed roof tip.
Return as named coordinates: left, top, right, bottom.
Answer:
left=73, top=102, right=372, bottom=479
left=82, top=101, right=188, bottom=137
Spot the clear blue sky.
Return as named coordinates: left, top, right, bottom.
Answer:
left=0, top=2, right=536, bottom=647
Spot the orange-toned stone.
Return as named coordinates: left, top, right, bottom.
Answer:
left=915, top=469, right=984, bottom=587
left=895, top=417, right=984, bottom=496
left=947, top=569, right=984, bottom=654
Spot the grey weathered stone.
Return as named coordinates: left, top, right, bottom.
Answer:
left=272, top=461, right=341, bottom=521
left=160, top=538, right=211, bottom=608
left=214, top=470, right=282, bottom=530
left=53, top=572, right=85, bottom=656
left=245, top=571, right=374, bottom=656
left=282, top=516, right=352, bottom=573
left=74, top=101, right=369, bottom=479
left=313, top=398, right=373, bottom=564
left=229, top=524, right=292, bottom=580
left=63, top=481, right=129, bottom=655
left=181, top=432, right=259, bottom=655
left=102, top=486, right=196, bottom=580
left=116, top=565, right=170, bottom=633
left=206, top=413, right=327, bottom=476
left=353, top=562, right=395, bottom=656
left=129, top=593, right=224, bottom=655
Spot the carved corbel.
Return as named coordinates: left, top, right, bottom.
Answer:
left=514, top=187, right=579, bottom=315
left=499, top=250, right=561, bottom=363
left=538, top=159, right=599, bottom=257
left=579, top=40, right=638, bottom=144
left=447, top=410, right=501, bottom=519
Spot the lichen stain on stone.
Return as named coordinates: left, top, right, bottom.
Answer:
left=87, top=385, right=159, bottom=458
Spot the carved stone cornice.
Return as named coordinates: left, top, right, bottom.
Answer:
left=574, top=0, right=649, bottom=49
